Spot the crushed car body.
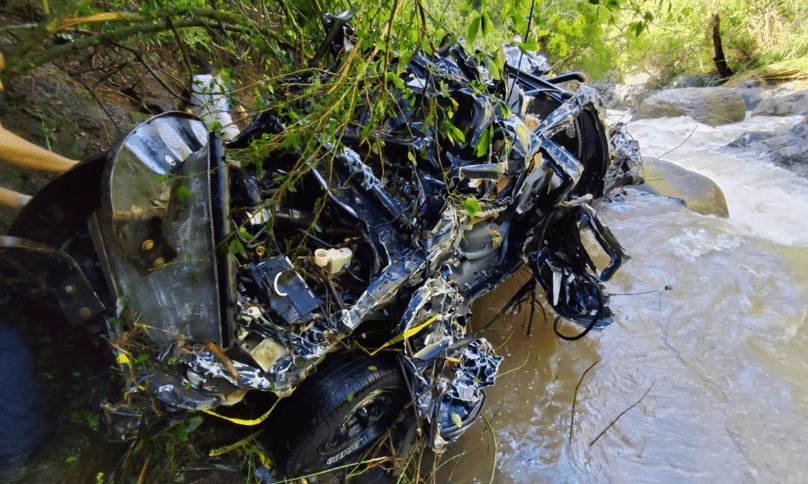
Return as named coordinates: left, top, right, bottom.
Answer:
left=0, top=20, right=641, bottom=478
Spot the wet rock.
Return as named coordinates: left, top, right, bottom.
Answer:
left=667, top=73, right=722, bottom=88
left=751, top=89, right=808, bottom=117
left=727, top=116, right=808, bottom=178
left=734, top=86, right=765, bottom=111
left=640, top=157, right=729, bottom=217
left=632, top=87, right=746, bottom=126
left=595, top=72, right=659, bottom=111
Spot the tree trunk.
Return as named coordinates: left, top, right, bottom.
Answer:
left=712, top=12, right=734, bottom=78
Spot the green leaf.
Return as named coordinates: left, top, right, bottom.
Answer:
left=464, top=197, right=481, bottom=218
left=628, top=21, right=645, bottom=36
left=360, top=119, right=374, bottom=140
left=368, top=365, right=378, bottom=371
left=475, top=125, right=493, bottom=158
left=483, top=55, right=501, bottom=81
left=441, top=119, right=465, bottom=145
left=407, top=151, right=417, bottom=166
left=510, top=14, right=528, bottom=33
left=255, top=158, right=264, bottom=179
left=519, top=40, right=541, bottom=53
left=481, top=13, right=490, bottom=37
left=281, top=133, right=301, bottom=149
left=605, top=0, right=620, bottom=9
left=186, top=415, right=204, bottom=434
left=386, top=72, right=405, bottom=91
left=347, top=392, right=355, bottom=403
left=467, top=15, right=481, bottom=44
left=229, top=239, right=246, bottom=257
left=494, top=47, right=507, bottom=73
left=176, top=184, right=192, bottom=203
left=450, top=412, right=463, bottom=428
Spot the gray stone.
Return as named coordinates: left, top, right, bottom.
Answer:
left=734, top=87, right=765, bottom=111
left=632, top=87, right=747, bottom=126
left=726, top=116, right=808, bottom=179
left=751, top=89, right=808, bottom=116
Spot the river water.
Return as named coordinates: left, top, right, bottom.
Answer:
left=439, top=113, right=808, bottom=483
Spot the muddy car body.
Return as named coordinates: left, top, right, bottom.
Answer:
left=0, top=36, right=638, bottom=478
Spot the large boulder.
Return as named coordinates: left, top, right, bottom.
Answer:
left=750, top=89, right=808, bottom=117
left=640, top=157, right=729, bottom=217
left=727, top=116, right=808, bottom=178
left=632, top=87, right=746, bottom=126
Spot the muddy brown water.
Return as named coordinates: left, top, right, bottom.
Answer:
left=437, top=113, right=808, bottom=484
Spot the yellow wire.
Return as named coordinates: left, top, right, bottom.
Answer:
left=204, top=397, right=279, bottom=426
left=205, top=315, right=442, bottom=425
left=369, top=314, right=440, bottom=356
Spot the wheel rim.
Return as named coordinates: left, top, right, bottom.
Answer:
left=317, top=389, right=398, bottom=461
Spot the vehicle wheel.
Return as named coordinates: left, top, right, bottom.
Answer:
left=265, top=351, right=409, bottom=478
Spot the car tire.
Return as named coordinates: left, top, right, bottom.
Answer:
left=266, top=351, right=409, bottom=478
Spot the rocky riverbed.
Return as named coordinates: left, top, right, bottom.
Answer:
left=600, top=76, right=808, bottom=183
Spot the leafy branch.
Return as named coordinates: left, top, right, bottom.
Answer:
left=2, top=7, right=291, bottom=79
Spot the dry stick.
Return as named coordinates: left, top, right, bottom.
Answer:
left=656, top=121, right=699, bottom=160
left=473, top=413, right=497, bottom=484
left=4, top=11, right=277, bottom=79
left=569, top=359, right=599, bottom=444
left=136, top=454, right=150, bottom=484
left=496, top=351, right=531, bottom=379
left=111, top=43, right=185, bottom=102
left=166, top=17, right=194, bottom=83
left=2, top=0, right=94, bottom=62
left=70, top=74, right=123, bottom=134
left=589, top=380, right=655, bottom=447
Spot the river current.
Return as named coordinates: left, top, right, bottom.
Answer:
left=439, top=113, right=808, bottom=483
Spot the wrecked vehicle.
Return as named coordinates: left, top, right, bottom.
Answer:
left=0, top=26, right=640, bottom=479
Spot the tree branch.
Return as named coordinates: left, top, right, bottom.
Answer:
left=589, top=381, right=655, bottom=447
left=2, top=8, right=292, bottom=80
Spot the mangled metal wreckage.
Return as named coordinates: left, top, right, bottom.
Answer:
left=0, top=28, right=641, bottom=478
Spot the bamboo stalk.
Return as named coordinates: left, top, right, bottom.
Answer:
left=0, top=122, right=78, bottom=173
left=0, top=186, right=32, bottom=210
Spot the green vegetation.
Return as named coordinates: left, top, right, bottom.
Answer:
left=2, top=0, right=806, bottom=108
left=615, top=0, right=808, bottom=85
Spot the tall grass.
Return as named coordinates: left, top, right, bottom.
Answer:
left=613, top=0, right=808, bottom=83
